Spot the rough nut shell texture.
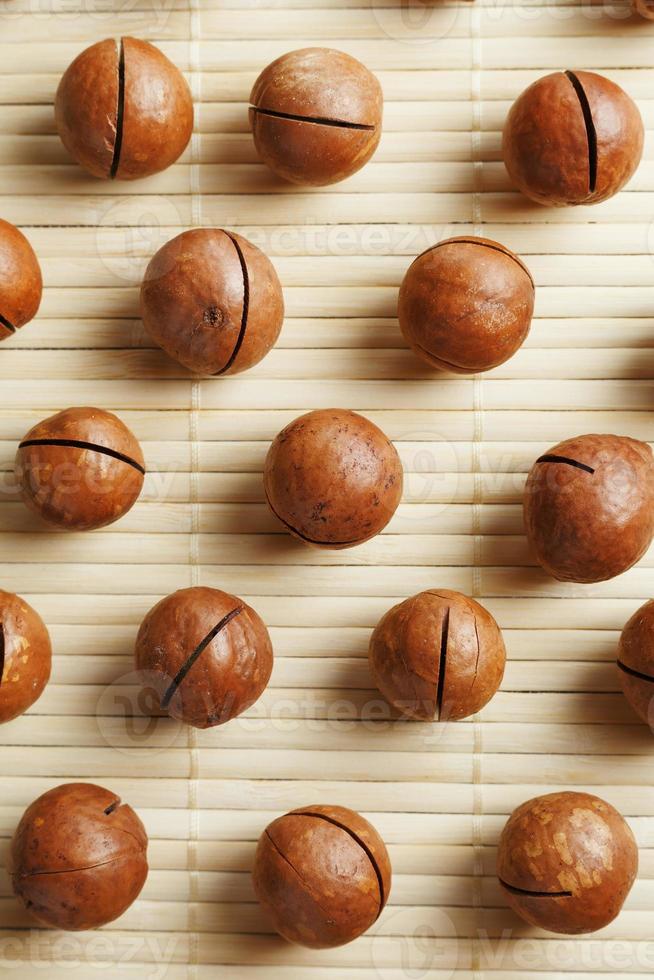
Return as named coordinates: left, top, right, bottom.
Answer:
left=135, top=586, right=273, bottom=729
left=8, top=782, right=148, bottom=931
left=618, top=599, right=654, bottom=725
left=252, top=804, right=391, bottom=947
left=524, top=434, right=654, bottom=583
left=140, top=228, right=284, bottom=375
left=398, top=236, right=534, bottom=373
left=369, top=590, right=506, bottom=721
left=55, top=37, right=193, bottom=180
left=502, top=70, right=643, bottom=206
left=0, top=590, right=51, bottom=724
left=497, top=791, right=638, bottom=934
left=264, top=408, right=403, bottom=548
left=249, top=47, right=382, bottom=186
left=15, top=406, right=146, bottom=531
left=0, top=218, right=42, bottom=340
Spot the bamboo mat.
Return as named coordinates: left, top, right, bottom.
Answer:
left=1, top=0, right=654, bottom=977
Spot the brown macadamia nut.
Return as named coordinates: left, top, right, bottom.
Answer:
left=398, top=237, right=534, bottom=373
left=135, top=586, right=273, bottom=729
left=264, top=408, right=403, bottom=548
left=503, top=70, right=643, bottom=206
left=524, top=434, right=654, bottom=583
left=618, top=599, right=654, bottom=726
left=140, top=228, right=284, bottom=375
left=369, top=590, right=506, bottom=721
left=0, top=591, right=51, bottom=724
left=55, top=37, right=193, bottom=180
left=0, top=219, right=42, bottom=341
left=497, top=791, right=638, bottom=934
left=633, top=0, right=654, bottom=17
left=9, top=783, right=148, bottom=931
left=253, top=804, right=391, bottom=947
left=249, top=47, right=382, bottom=186
left=15, top=407, right=145, bottom=531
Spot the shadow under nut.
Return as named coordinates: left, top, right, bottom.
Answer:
left=134, top=586, right=273, bottom=729
left=398, top=236, right=535, bottom=373
left=524, top=434, right=654, bottom=583
left=249, top=47, right=382, bottom=186
left=55, top=37, right=193, bottom=180
left=369, top=590, right=506, bottom=721
left=0, top=590, right=51, bottom=724
left=502, top=70, right=643, bottom=206
left=9, top=782, right=148, bottom=931
left=140, top=228, right=284, bottom=376
left=263, top=408, right=403, bottom=548
left=0, top=219, right=42, bottom=340
left=618, top=598, right=654, bottom=725
left=252, top=804, right=391, bottom=948
left=497, top=791, right=638, bottom=934
left=15, top=407, right=145, bottom=531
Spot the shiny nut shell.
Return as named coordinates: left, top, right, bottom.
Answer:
left=250, top=47, right=382, bottom=186
left=15, top=406, right=145, bottom=531
left=140, top=228, right=284, bottom=375
left=524, top=434, right=654, bottom=583
left=497, top=791, right=638, bottom=934
left=9, top=782, right=148, bottom=931
left=264, top=408, right=403, bottom=548
left=0, top=219, right=42, bottom=340
left=253, top=804, right=391, bottom=947
left=135, top=586, right=273, bottom=729
left=618, top=599, right=654, bottom=725
left=502, top=70, right=643, bottom=206
left=0, top=591, right=51, bottom=724
left=369, top=590, right=506, bottom=721
left=398, top=237, right=534, bottom=373
left=55, top=37, right=193, bottom=180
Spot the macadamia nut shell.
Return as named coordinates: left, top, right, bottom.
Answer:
left=398, top=237, right=534, bottom=373
left=253, top=804, right=391, bottom=947
left=135, top=586, right=273, bottom=729
left=250, top=47, right=382, bottom=185
left=524, top=434, right=654, bottom=583
left=0, top=591, right=51, bottom=724
left=15, top=407, right=145, bottom=531
left=369, top=590, right=506, bottom=721
left=9, top=783, right=148, bottom=931
left=497, top=791, right=638, bottom=934
left=264, top=408, right=403, bottom=548
left=140, top=228, right=284, bottom=375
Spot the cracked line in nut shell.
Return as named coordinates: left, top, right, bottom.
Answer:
left=435, top=607, right=450, bottom=721
left=411, top=238, right=535, bottom=289
left=264, top=487, right=365, bottom=547
left=18, top=439, right=146, bottom=475
left=617, top=660, right=654, bottom=684
left=250, top=106, right=376, bottom=131
left=499, top=877, right=572, bottom=899
left=160, top=605, right=244, bottom=709
left=109, top=38, right=126, bottom=179
left=565, top=70, right=598, bottom=195
left=13, top=855, right=128, bottom=881
left=213, top=232, right=250, bottom=376
left=0, top=312, right=16, bottom=335
left=535, top=454, right=595, bottom=475
left=293, top=811, right=387, bottom=915
left=264, top=829, right=336, bottom=918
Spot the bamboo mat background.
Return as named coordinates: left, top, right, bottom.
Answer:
left=1, top=0, right=654, bottom=977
